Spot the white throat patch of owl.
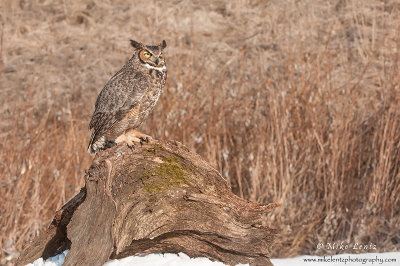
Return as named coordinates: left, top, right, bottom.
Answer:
left=144, top=64, right=166, bottom=71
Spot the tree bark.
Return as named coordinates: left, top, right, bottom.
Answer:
left=17, top=140, right=278, bottom=266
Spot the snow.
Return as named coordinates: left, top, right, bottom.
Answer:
left=104, top=253, right=248, bottom=266
left=25, top=250, right=68, bottom=266
left=26, top=250, right=400, bottom=266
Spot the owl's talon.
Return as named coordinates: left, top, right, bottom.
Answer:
left=127, top=143, right=135, bottom=151
left=139, top=136, right=151, bottom=146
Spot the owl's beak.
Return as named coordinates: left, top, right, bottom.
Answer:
left=155, top=58, right=160, bottom=65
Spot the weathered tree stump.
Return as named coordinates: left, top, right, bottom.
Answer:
left=17, top=140, right=278, bottom=266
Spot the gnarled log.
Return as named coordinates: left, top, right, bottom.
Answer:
left=17, top=141, right=278, bottom=266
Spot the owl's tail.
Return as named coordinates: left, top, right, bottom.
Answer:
left=87, top=127, right=107, bottom=154
left=88, top=130, right=115, bottom=154
left=87, top=131, right=100, bottom=154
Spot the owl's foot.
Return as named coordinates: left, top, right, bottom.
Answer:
left=116, top=129, right=153, bottom=149
left=128, top=130, right=153, bottom=145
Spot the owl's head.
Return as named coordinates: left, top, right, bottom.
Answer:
left=130, top=39, right=167, bottom=70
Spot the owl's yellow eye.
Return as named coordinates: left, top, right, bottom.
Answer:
left=159, top=53, right=163, bottom=58
left=144, top=52, right=151, bottom=58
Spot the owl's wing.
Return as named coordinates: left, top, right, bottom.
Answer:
left=88, top=72, right=148, bottom=141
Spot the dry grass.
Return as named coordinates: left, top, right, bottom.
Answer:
left=1, top=0, right=400, bottom=263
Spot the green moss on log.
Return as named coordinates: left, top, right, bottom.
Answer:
left=141, top=159, right=187, bottom=193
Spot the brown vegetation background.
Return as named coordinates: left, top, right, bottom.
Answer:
left=1, top=0, right=399, bottom=264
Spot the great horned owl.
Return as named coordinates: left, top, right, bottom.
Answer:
left=87, top=39, right=167, bottom=154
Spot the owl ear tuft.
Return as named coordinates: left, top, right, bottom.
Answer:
left=130, top=39, right=143, bottom=49
left=160, top=40, right=167, bottom=49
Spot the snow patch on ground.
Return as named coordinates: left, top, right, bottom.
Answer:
left=25, top=250, right=400, bottom=266
left=25, top=250, right=68, bottom=266
left=104, top=252, right=248, bottom=266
